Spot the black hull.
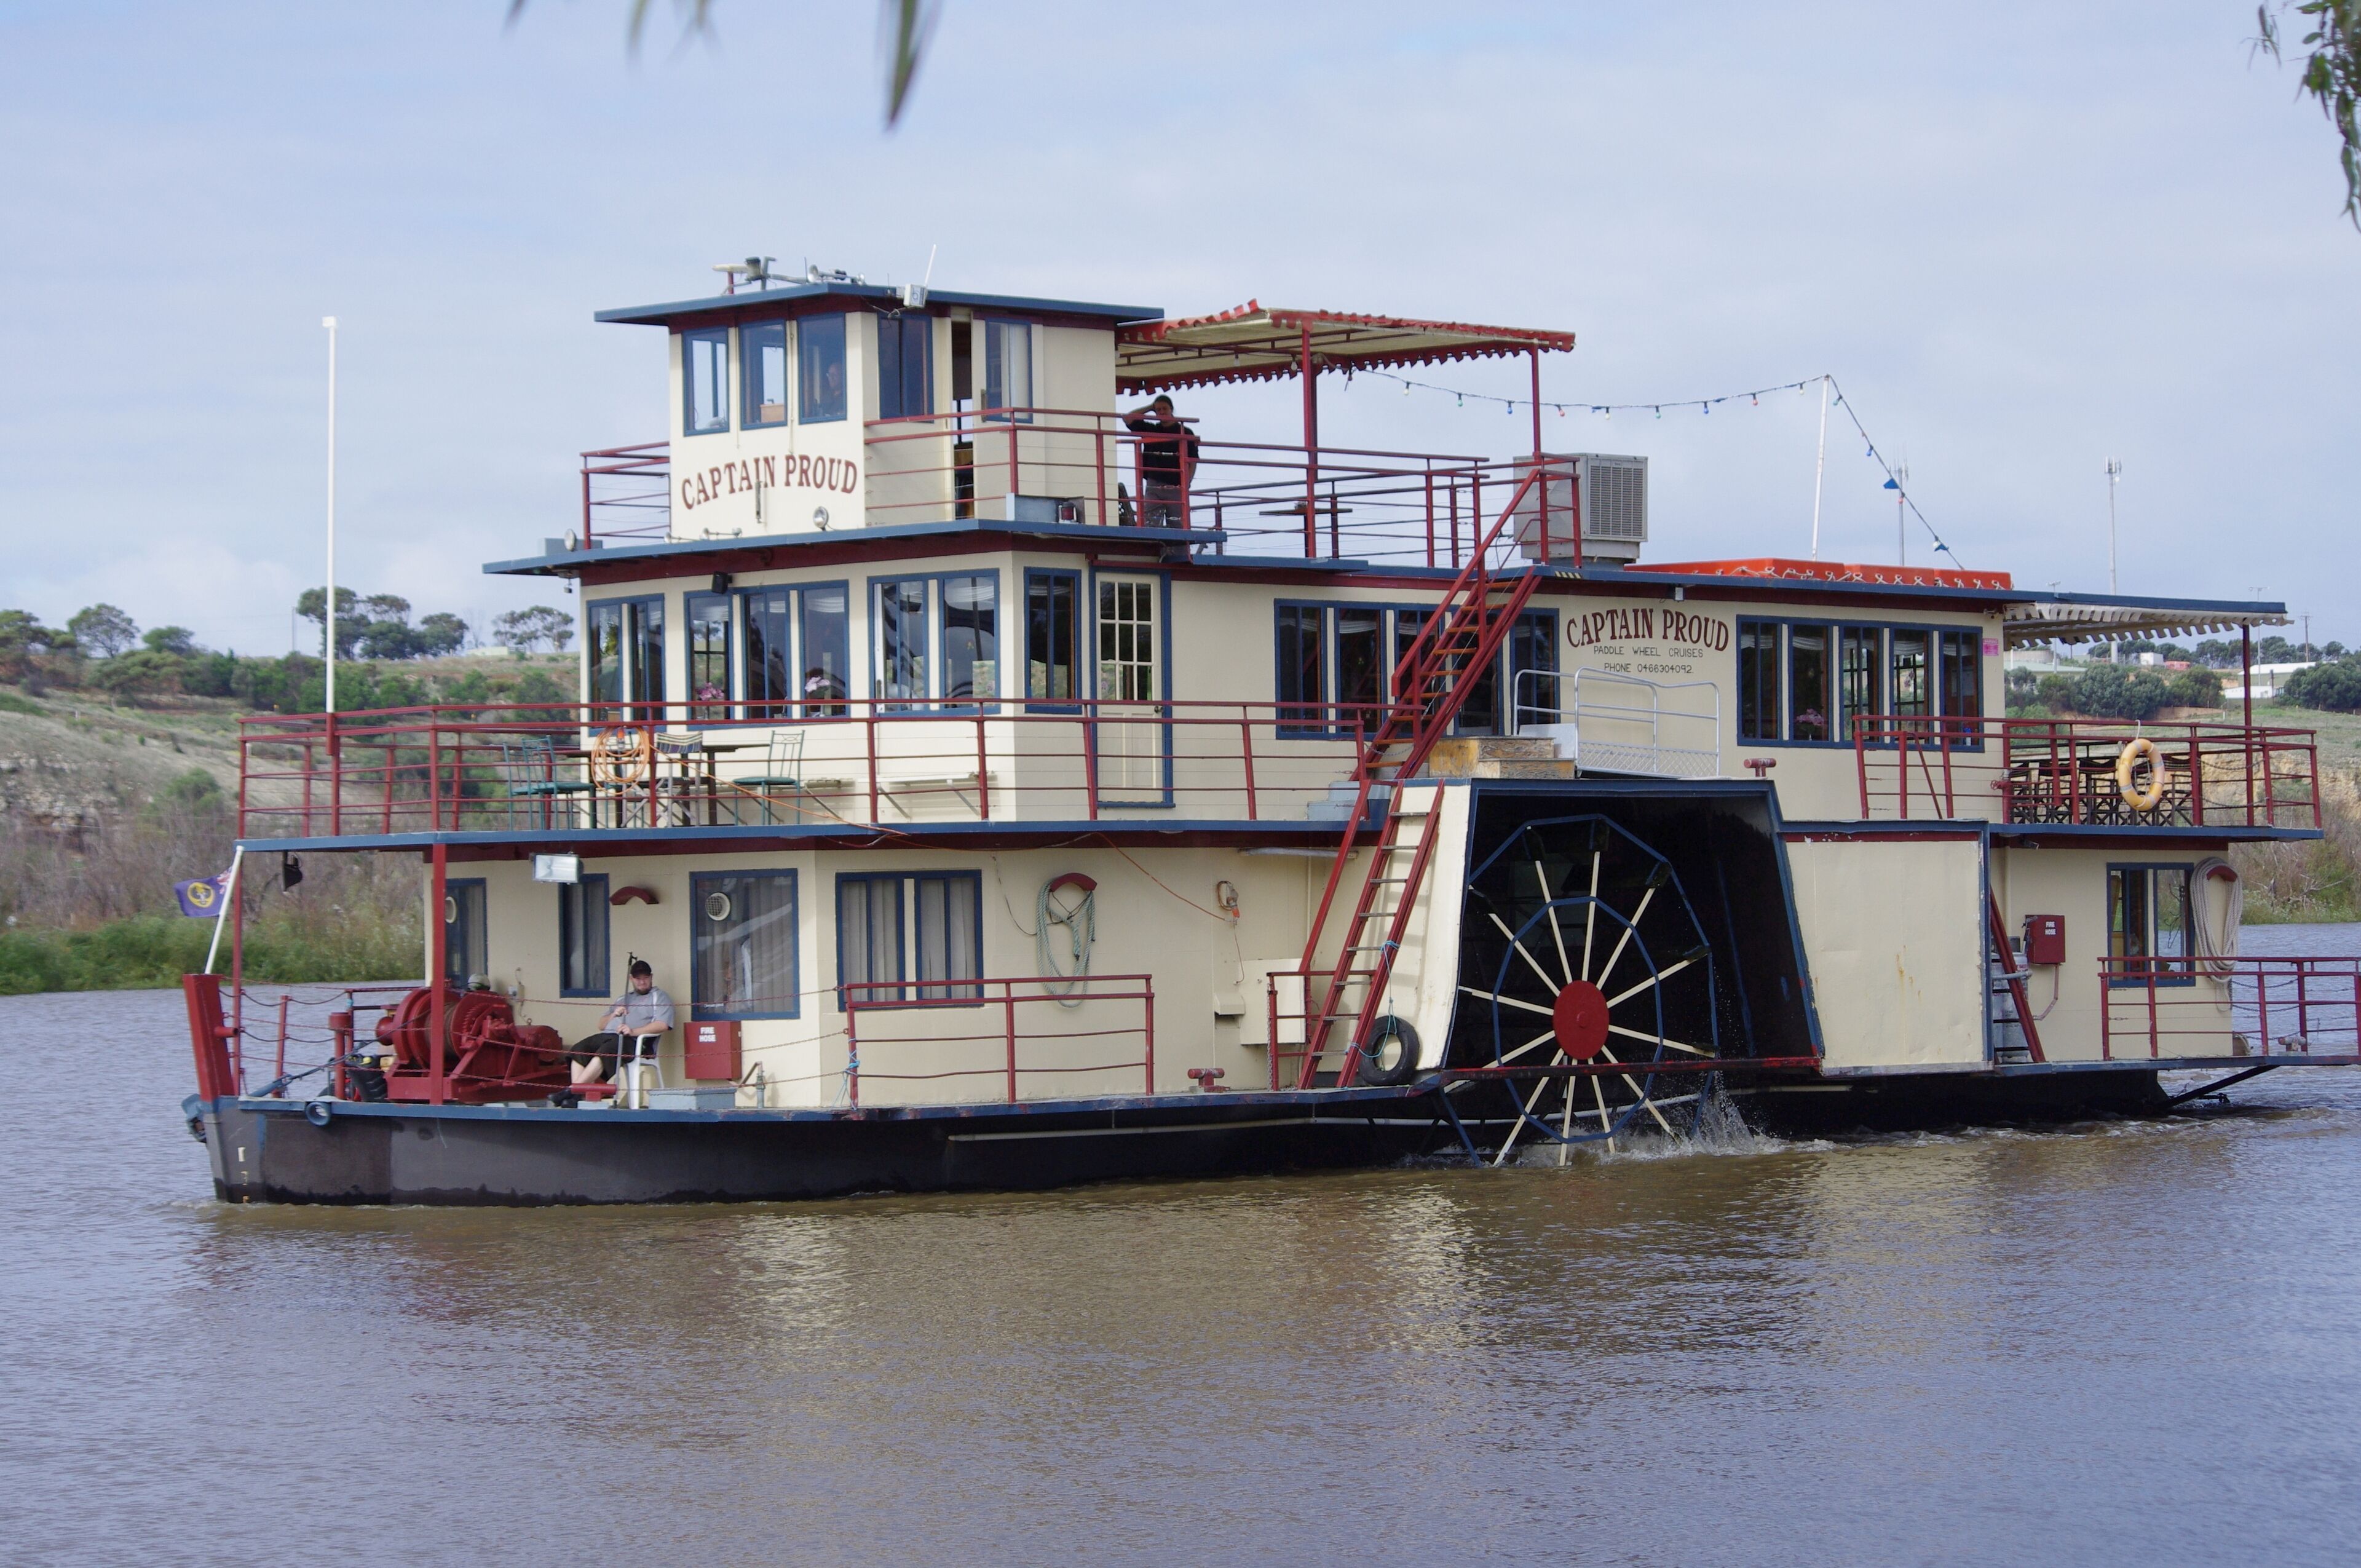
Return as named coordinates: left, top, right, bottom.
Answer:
left=186, top=1066, right=2180, bottom=1206
left=188, top=1093, right=1449, bottom=1206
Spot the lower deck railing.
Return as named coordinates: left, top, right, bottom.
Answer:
left=842, top=974, right=1155, bottom=1104
left=2098, top=954, right=2361, bottom=1061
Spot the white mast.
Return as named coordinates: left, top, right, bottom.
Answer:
left=323, top=315, right=338, bottom=713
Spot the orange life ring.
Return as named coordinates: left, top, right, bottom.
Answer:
left=2115, top=737, right=2167, bottom=811
left=590, top=726, right=653, bottom=787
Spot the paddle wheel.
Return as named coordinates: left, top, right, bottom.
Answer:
left=1455, top=815, right=1722, bottom=1154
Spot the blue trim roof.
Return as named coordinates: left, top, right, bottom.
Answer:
left=596, top=282, right=1163, bottom=327
left=485, top=517, right=1222, bottom=576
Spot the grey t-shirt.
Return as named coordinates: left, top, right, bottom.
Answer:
left=615, top=985, right=676, bottom=1035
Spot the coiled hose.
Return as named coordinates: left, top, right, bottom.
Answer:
left=1038, top=877, right=1095, bottom=1006
left=2193, top=855, right=2243, bottom=980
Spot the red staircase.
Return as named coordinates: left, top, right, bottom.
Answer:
left=1292, top=469, right=1562, bottom=1088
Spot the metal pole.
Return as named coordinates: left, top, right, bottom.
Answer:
left=1810, top=376, right=1829, bottom=561
left=1300, top=325, right=1318, bottom=558
left=323, top=316, right=338, bottom=713
left=203, top=845, right=246, bottom=974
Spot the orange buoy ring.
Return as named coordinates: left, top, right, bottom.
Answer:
left=590, top=726, right=653, bottom=787
left=2115, top=736, right=2167, bottom=811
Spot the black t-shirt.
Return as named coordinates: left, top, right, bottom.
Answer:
left=1125, top=413, right=1200, bottom=483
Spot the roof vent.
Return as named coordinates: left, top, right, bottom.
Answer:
left=1510, top=453, right=1648, bottom=563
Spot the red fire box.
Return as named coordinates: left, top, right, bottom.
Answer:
left=684, top=1019, right=742, bottom=1082
left=2022, top=915, right=2066, bottom=967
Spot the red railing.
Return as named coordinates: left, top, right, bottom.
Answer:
left=590, top=414, right=1578, bottom=567
left=2098, top=954, right=2361, bottom=1061
left=580, top=441, right=672, bottom=545
left=1853, top=716, right=2320, bottom=829
left=235, top=699, right=1405, bottom=839
left=842, top=973, right=1155, bottom=1104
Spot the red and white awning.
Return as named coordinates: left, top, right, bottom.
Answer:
left=1115, top=301, right=1574, bottom=394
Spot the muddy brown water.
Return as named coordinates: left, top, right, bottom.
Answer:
left=6, top=927, right=2361, bottom=1565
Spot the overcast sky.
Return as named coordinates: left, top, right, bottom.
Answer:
left=2, top=1, right=2355, bottom=652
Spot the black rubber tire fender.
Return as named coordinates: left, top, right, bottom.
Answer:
left=1358, top=1014, right=1423, bottom=1086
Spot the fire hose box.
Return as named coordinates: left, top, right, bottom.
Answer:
left=684, top=1019, right=742, bottom=1082
left=2023, top=914, right=2066, bottom=967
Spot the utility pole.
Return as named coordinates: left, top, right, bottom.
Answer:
left=2105, top=458, right=2122, bottom=593
left=323, top=315, right=339, bottom=713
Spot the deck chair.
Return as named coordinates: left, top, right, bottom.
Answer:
left=738, top=728, right=807, bottom=825
left=500, top=736, right=591, bottom=828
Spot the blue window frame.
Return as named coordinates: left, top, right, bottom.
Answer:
left=588, top=595, right=665, bottom=712
left=686, top=590, right=731, bottom=719
left=442, top=878, right=486, bottom=989
left=871, top=572, right=1000, bottom=709
left=1025, top=569, right=1082, bottom=710
left=981, top=319, right=1032, bottom=421
left=877, top=312, right=932, bottom=420
left=742, top=320, right=788, bottom=428
left=798, top=314, right=847, bottom=424
left=737, top=581, right=851, bottom=719
left=1787, top=620, right=1833, bottom=743
left=692, top=870, right=801, bottom=1021
left=2108, top=863, right=2194, bottom=987
left=1509, top=609, right=1559, bottom=729
left=1275, top=602, right=1327, bottom=734
left=684, top=327, right=730, bottom=436
left=1838, top=625, right=1883, bottom=742
left=559, top=873, right=611, bottom=998
left=837, top=871, right=983, bottom=1007
left=1738, top=619, right=1781, bottom=742
left=837, top=873, right=903, bottom=1007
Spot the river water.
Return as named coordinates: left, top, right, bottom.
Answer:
left=6, top=928, right=2361, bottom=1566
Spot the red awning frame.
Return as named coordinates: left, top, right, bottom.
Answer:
left=1115, top=301, right=1574, bottom=394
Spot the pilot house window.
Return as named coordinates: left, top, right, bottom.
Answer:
left=799, top=314, right=847, bottom=424
left=742, top=321, right=788, bottom=427
left=877, top=313, right=932, bottom=421
left=684, top=328, right=730, bottom=436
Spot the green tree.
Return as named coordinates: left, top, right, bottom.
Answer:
left=2073, top=665, right=2174, bottom=720
left=2283, top=660, right=2361, bottom=710
left=89, top=649, right=187, bottom=703
left=67, top=603, right=138, bottom=659
left=493, top=604, right=574, bottom=654
left=417, top=611, right=469, bottom=656
left=295, top=587, right=363, bottom=660
left=141, top=625, right=199, bottom=655
left=2258, top=2, right=2361, bottom=226
left=0, top=610, right=74, bottom=681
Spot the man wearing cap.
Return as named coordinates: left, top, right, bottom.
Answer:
left=556, top=958, right=674, bottom=1104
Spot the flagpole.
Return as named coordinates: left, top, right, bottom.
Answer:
left=204, top=845, right=246, bottom=974
left=323, top=315, right=338, bottom=714
left=1809, top=374, right=1829, bottom=561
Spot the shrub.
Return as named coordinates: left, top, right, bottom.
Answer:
left=2167, top=668, right=2223, bottom=709
left=2283, top=661, right=2361, bottom=713
left=2036, top=673, right=2077, bottom=712
left=2071, top=665, right=2173, bottom=721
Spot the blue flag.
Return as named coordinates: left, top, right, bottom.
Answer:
left=175, top=873, right=231, bottom=918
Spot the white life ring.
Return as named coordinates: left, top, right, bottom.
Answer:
left=2115, top=737, right=2167, bottom=812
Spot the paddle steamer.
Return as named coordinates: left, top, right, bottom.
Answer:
left=180, top=268, right=2355, bottom=1203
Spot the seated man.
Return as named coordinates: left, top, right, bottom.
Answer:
left=1123, top=395, right=1200, bottom=528
left=557, top=958, right=674, bottom=1104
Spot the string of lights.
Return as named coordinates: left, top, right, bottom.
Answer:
left=1353, top=367, right=1964, bottom=565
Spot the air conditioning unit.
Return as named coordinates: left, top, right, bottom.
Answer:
left=1510, top=453, right=1648, bottom=564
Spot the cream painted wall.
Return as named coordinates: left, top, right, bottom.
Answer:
left=664, top=317, right=874, bottom=540
left=459, top=840, right=1335, bottom=1109
left=1993, top=844, right=2237, bottom=1063
left=1788, top=835, right=1989, bottom=1071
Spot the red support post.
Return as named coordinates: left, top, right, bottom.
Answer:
left=1423, top=470, right=1436, bottom=569
left=1005, top=992, right=1018, bottom=1104
left=1083, top=710, right=1101, bottom=820
left=429, top=842, right=448, bottom=1106
left=2146, top=965, right=2160, bottom=1058
left=327, top=710, right=342, bottom=836
left=429, top=725, right=443, bottom=831
left=273, top=994, right=290, bottom=1095
left=1529, top=347, right=1543, bottom=459
left=2100, top=969, right=2113, bottom=1061
left=866, top=713, right=880, bottom=825
left=1240, top=716, right=1259, bottom=821
left=1142, top=983, right=1155, bottom=1096
left=182, top=973, right=235, bottom=1103
left=229, top=857, right=245, bottom=1090
left=975, top=713, right=990, bottom=821
left=1268, top=980, right=1281, bottom=1090
left=1093, top=427, right=1107, bottom=528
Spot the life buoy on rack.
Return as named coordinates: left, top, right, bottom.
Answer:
left=2114, top=736, right=2167, bottom=811
left=590, top=726, right=653, bottom=787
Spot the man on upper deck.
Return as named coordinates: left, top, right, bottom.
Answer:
left=1123, top=395, right=1200, bottom=528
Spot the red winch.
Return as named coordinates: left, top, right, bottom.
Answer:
left=370, top=987, right=571, bottom=1104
